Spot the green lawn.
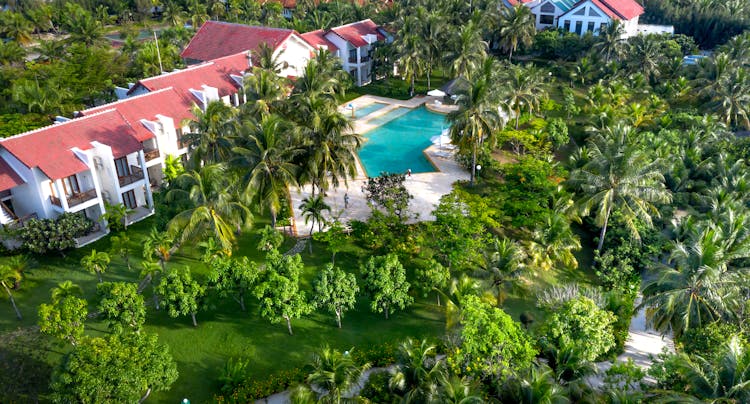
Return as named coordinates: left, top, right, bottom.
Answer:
left=0, top=218, right=445, bottom=403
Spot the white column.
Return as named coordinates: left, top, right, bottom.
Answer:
left=138, top=150, right=154, bottom=209
left=54, top=179, right=70, bottom=211
left=356, top=47, right=362, bottom=86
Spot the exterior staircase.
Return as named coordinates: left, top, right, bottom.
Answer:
left=0, top=201, right=17, bottom=225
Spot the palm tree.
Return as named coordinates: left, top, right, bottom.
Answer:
left=659, top=337, right=750, bottom=402
left=295, top=98, right=360, bottom=196
left=167, top=164, right=252, bottom=252
left=478, top=238, right=527, bottom=306
left=446, top=20, right=487, bottom=80
left=497, top=5, right=536, bottom=62
left=304, top=346, right=370, bottom=404
left=187, top=0, right=209, bottom=28
left=422, top=11, right=447, bottom=89
left=569, top=123, right=671, bottom=252
left=162, top=0, right=186, bottom=26
left=109, top=233, right=132, bottom=271
left=499, top=362, right=569, bottom=404
left=183, top=101, right=238, bottom=169
left=595, top=21, right=626, bottom=63
left=627, top=35, right=664, bottom=83
left=528, top=212, right=581, bottom=271
left=389, top=338, right=444, bottom=403
left=641, top=217, right=749, bottom=339
left=51, top=280, right=83, bottom=303
left=448, top=57, right=501, bottom=186
left=255, top=42, right=289, bottom=74
left=63, top=11, right=106, bottom=47
left=500, top=64, right=548, bottom=129
left=436, top=373, right=484, bottom=404
left=81, top=249, right=110, bottom=283
left=300, top=194, right=331, bottom=238
left=1, top=12, right=34, bottom=45
left=139, top=260, right=163, bottom=309
left=705, top=66, right=750, bottom=130
left=0, top=263, right=23, bottom=320
left=395, top=15, right=424, bottom=97
left=232, top=114, right=300, bottom=227
left=143, top=227, right=174, bottom=270
left=440, top=275, right=483, bottom=330
left=243, top=67, right=288, bottom=119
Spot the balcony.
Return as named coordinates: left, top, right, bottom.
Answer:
left=118, top=165, right=144, bottom=187
left=144, top=149, right=160, bottom=161
left=67, top=189, right=98, bottom=207
left=360, top=55, right=371, bottom=63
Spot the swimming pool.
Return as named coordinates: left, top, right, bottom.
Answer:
left=358, top=107, right=447, bottom=176
left=351, top=102, right=387, bottom=119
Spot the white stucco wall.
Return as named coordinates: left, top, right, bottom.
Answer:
left=274, top=34, right=315, bottom=77
left=558, top=2, right=612, bottom=36
left=531, top=1, right=565, bottom=30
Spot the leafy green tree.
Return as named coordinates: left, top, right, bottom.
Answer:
left=569, top=123, right=671, bottom=251
left=540, top=296, right=616, bottom=362
left=253, top=251, right=310, bottom=335
left=497, top=4, right=536, bottom=61
left=208, top=256, right=259, bottom=311
left=363, top=172, right=413, bottom=219
left=140, top=260, right=163, bottom=310
left=389, top=338, right=444, bottom=402
left=163, top=154, right=185, bottom=186
left=51, top=332, right=178, bottom=403
left=39, top=292, right=88, bottom=346
left=97, top=282, right=145, bottom=334
left=156, top=269, right=205, bottom=327
left=0, top=262, right=23, bottom=320
left=449, top=295, right=536, bottom=377
left=360, top=254, right=413, bottom=320
left=101, top=202, right=133, bottom=232
left=528, top=212, right=581, bottom=271
left=167, top=164, right=252, bottom=252
left=312, top=220, right=347, bottom=264
left=109, top=233, right=132, bottom=271
left=80, top=249, right=110, bottom=283
left=312, top=264, right=358, bottom=328
left=257, top=225, right=284, bottom=252
left=430, top=190, right=490, bottom=270
left=414, top=259, right=450, bottom=306
left=302, top=345, right=370, bottom=403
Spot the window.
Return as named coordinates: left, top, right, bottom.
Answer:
left=540, top=14, right=554, bottom=24
left=540, top=2, right=555, bottom=13
left=588, top=7, right=601, bottom=16
left=122, top=190, right=137, bottom=209
left=600, top=22, right=608, bottom=32
left=587, top=21, right=596, bottom=32
left=563, top=20, right=571, bottom=32
left=573, top=7, right=586, bottom=15
left=114, top=157, right=130, bottom=178
left=62, top=175, right=81, bottom=196
left=575, top=21, right=583, bottom=35
left=348, top=49, right=357, bottom=63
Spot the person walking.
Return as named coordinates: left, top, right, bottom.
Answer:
left=344, top=193, right=349, bottom=209
left=406, top=168, right=412, bottom=177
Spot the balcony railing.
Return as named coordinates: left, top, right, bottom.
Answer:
left=118, top=165, right=144, bottom=187
left=144, top=149, right=160, bottom=161
left=50, top=195, right=61, bottom=207
left=360, top=55, right=371, bottom=63
left=67, top=189, right=98, bottom=207
left=348, top=56, right=358, bottom=64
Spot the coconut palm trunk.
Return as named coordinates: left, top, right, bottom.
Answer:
left=2, top=281, right=22, bottom=320
left=597, top=207, right=611, bottom=252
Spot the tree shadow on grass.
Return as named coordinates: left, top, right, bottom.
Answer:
left=0, top=328, right=55, bottom=402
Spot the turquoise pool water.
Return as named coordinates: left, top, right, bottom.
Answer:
left=359, top=107, right=447, bottom=176
left=351, top=102, right=387, bottom=119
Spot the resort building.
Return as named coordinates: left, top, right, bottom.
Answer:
left=301, top=19, right=392, bottom=86
left=180, top=21, right=317, bottom=78
left=505, top=0, right=645, bottom=37
left=0, top=110, right=155, bottom=245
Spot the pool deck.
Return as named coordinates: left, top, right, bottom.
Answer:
left=290, top=95, right=469, bottom=237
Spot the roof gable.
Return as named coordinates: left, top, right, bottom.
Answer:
left=181, top=21, right=297, bottom=62
left=560, top=0, right=643, bottom=20
left=0, top=158, right=24, bottom=192
left=1, top=110, right=142, bottom=180
left=300, top=29, right=339, bottom=53
left=329, top=19, right=384, bottom=48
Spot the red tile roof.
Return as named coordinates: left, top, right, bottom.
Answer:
left=598, top=0, right=643, bottom=20
left=181, top=21, right=296, bottom=62
left=300, top=29, right=339, bottom=53
left=561, top=0, right=644, bottom=20
left=329, top=19, right=384, bottom=48
left=127, top=58, right=244, bottom=99
left=1, top=110, right=142, bottom=180
left=80, top=88, right=195, bottom=142
left=0, top=158, right=23, bottom=192
left=506, top=0, right=537, bottom=5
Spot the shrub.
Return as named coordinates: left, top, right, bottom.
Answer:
left=539, top=296, right=616, bottom=362
left=20, top=213, right=93, bottom=254
left=360, top=371, right=399, bottom=403
left=215, top=367, right=305, bottom=403
left=679, top=322, right=744, bottom=360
